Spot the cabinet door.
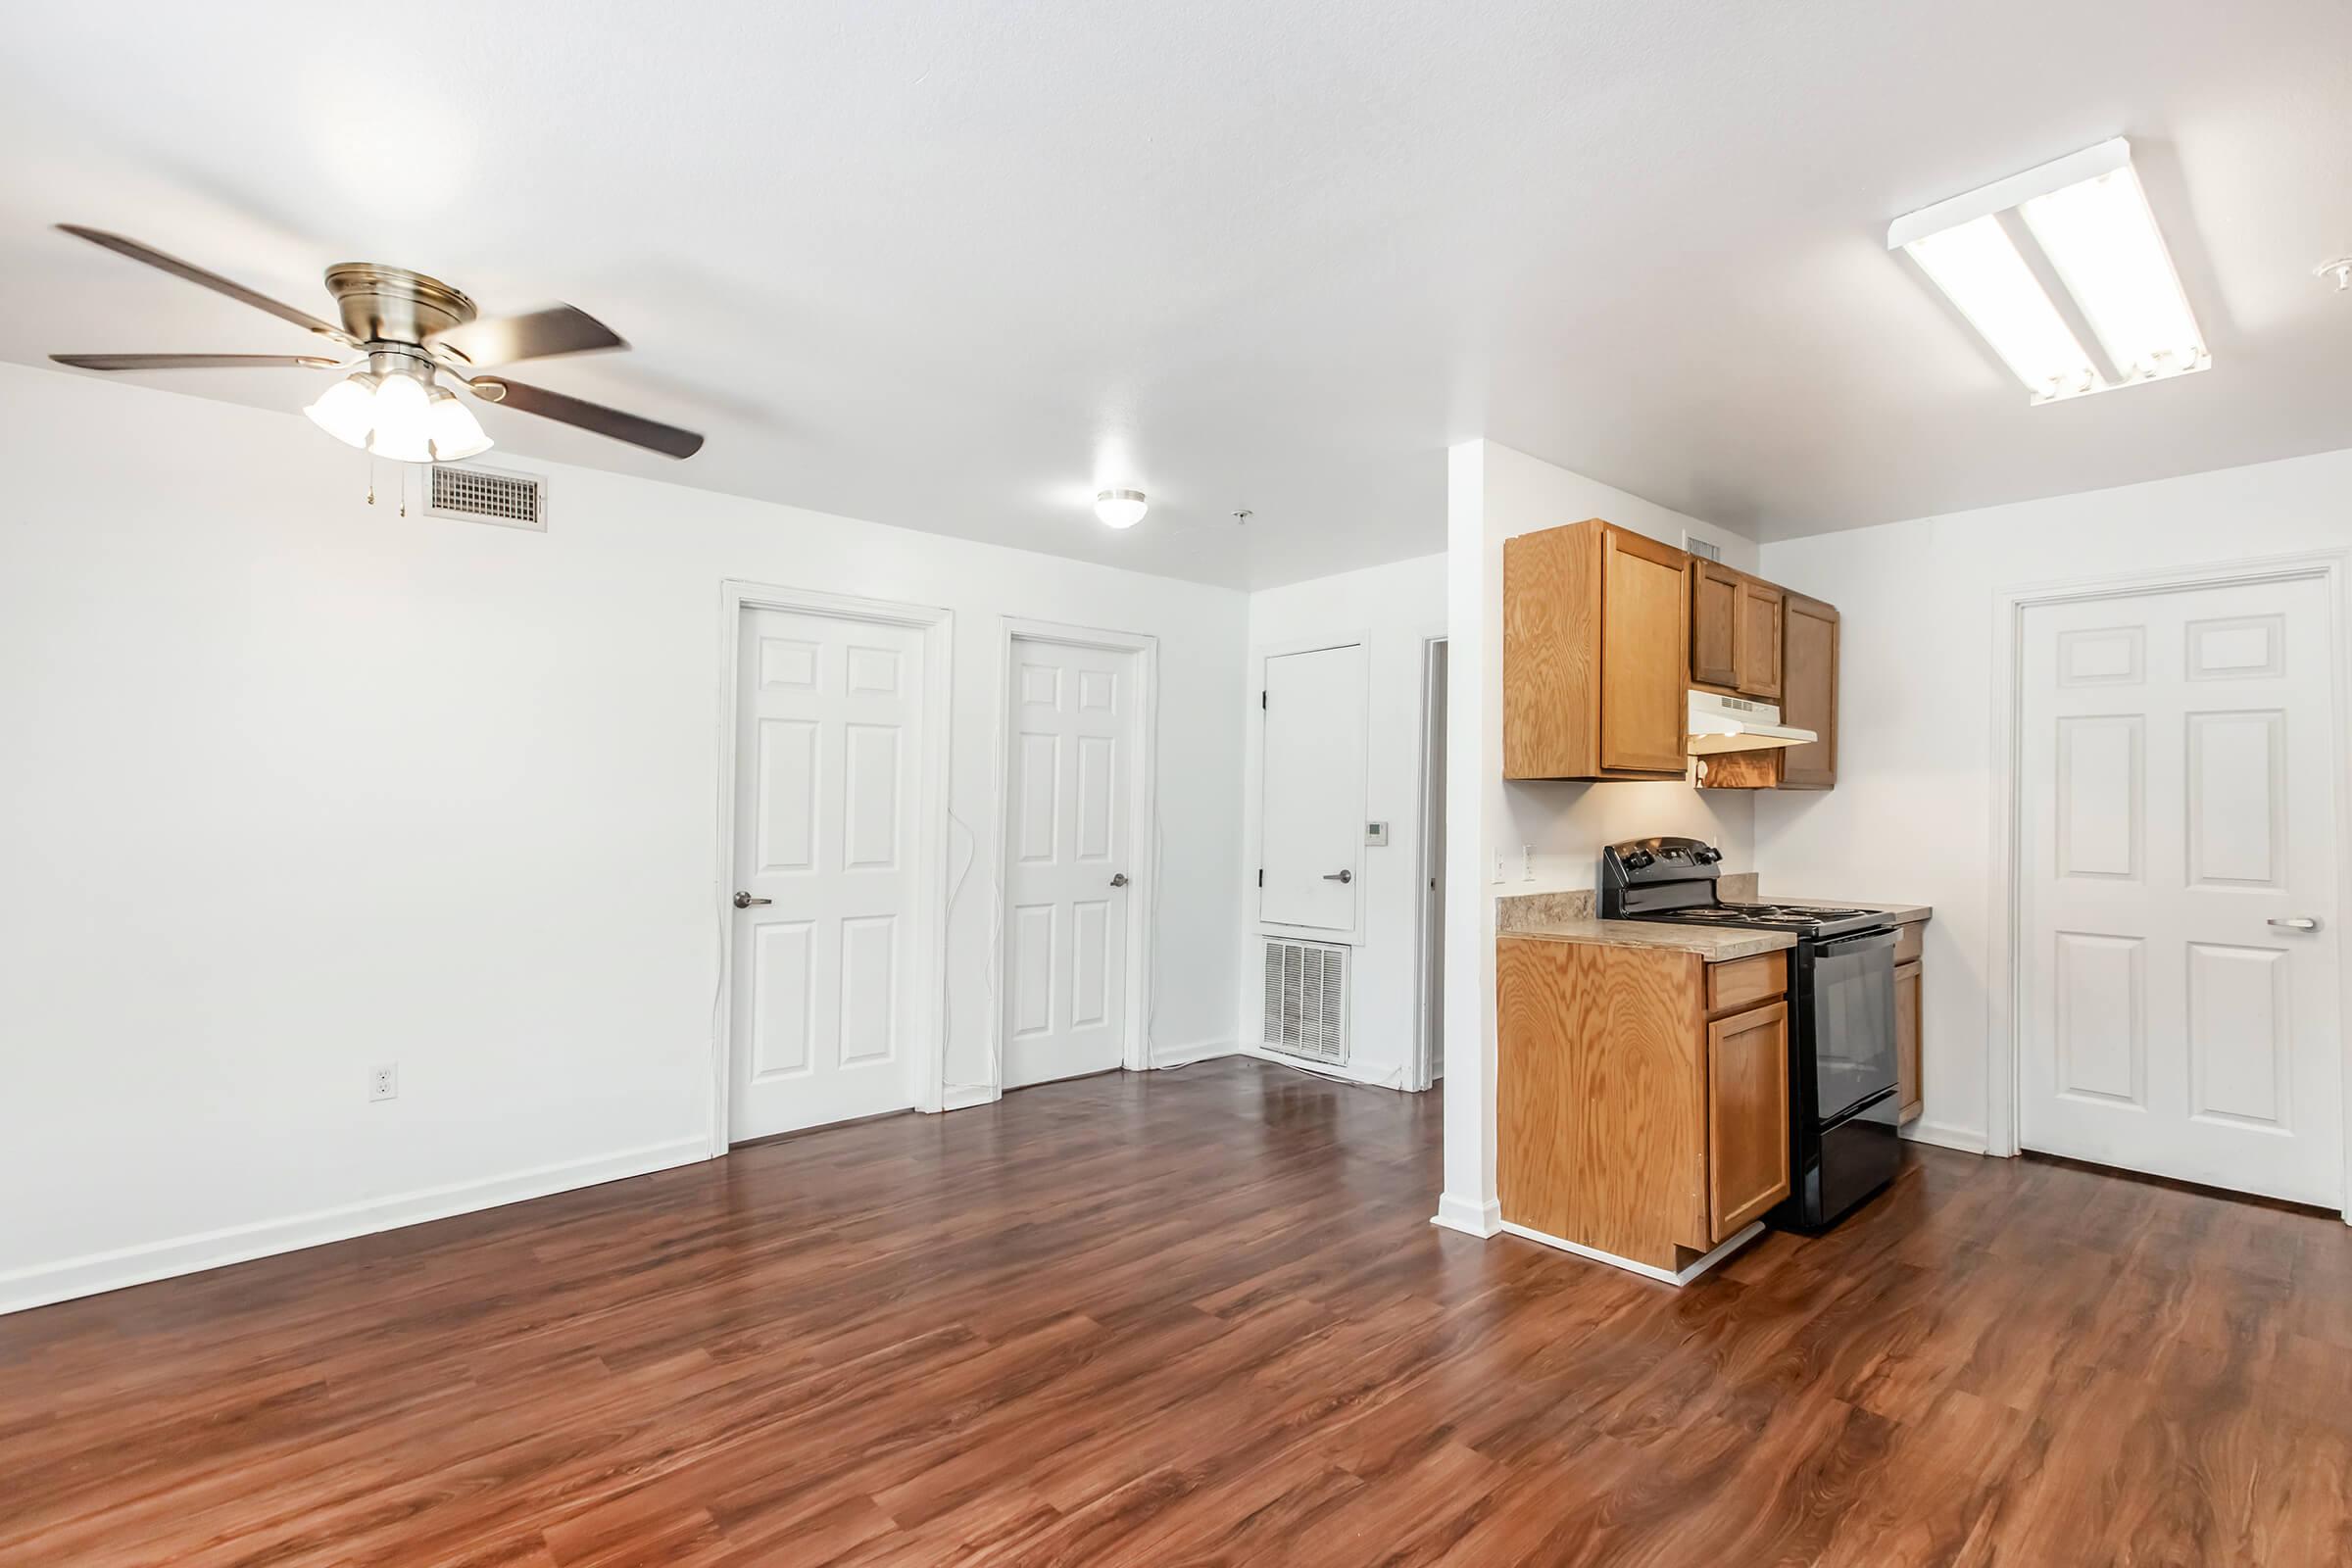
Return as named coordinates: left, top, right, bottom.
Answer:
left=1707, top=999, right=1790, bottom=1242
left=1690, top=561, right=1740, bottom=688
left=1895, top=960, right=1922, bottom=1124
left=1735, top=577, right=1784, bottom=700
left=1598, top=526, right=1691, bottom=774
left=1778, top=595, right=1838, bottom=789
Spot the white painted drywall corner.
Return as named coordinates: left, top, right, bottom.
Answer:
left=0, top=362, right=1249, bottom=1312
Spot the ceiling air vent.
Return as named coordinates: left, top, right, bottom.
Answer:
left=426, top=464, right=547, bottom=531
left=1261, top=937, right=1349, bottom=1065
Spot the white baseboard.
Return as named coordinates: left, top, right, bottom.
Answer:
left=1903, top=1120, right=1991, bottom=1155
left=0, top=1136, right=708, bottom=1318
left=1152, top=1037, right=1238, bottom=1069
left=940, top=1083, right=1001, bottom=1111
left=1431, top=1192, right=1501, bottom=1238
left=1240, top=1044, right=1406, bottom=1091
left=1498, top=1218, right=1764, bottom=1286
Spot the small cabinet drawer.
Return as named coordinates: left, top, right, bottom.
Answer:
left=1894, top=922, right=1923, bottom=965
left=1706, top=951, right=1788, bottom=1015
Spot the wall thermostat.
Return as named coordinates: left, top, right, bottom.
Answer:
left=1365, top=821, right=1389, bottom=846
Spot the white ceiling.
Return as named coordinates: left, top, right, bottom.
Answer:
left=4, top=2, right=2349, bottom=589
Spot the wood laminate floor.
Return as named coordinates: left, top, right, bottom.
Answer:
left=5, top=1058, right=2350, bottom=1566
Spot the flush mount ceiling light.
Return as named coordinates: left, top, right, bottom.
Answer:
left=1888, top=139, right=2207, bottom=405
left=1095, top=488, right=1148, bottom=529
left=47, top=226, right=705, bottom=460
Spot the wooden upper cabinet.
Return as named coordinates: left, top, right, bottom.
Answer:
left=1599, top=527, right=1693, bottom=773
left=1689, top=561, right=1740, bottom=689
left=1503, top=518, right=1690, bottom=780
left=1735, top=578, right=1784, bottom=701
left=1777, top=593, right=1839, bottom=789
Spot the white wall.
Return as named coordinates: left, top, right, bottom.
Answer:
left=1437, top=439, right=1757, bottom=1235
left=1240, top=553, right=1446, bottom=1086
left=1754, top=447, right=2352, bottom=1155
left=0, top=363, right=1249, bottom=1311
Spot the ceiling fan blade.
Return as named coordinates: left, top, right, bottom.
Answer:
left=51, top=352, right=342, bottom=371
left=57, top=224, right=355, bottom=346
left=466, top=375, right=704, bottom=460
left=428, top=305, right=625, bottom=367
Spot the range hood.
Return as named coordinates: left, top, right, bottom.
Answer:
left=1687, top=690, right=1817, bottom=755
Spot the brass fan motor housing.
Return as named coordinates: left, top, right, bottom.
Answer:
left=323, top=263, right=477, bottom=347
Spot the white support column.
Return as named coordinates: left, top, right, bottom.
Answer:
left=1433, top=440, right=1500, bottom=1237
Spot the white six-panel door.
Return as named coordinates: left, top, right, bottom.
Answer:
left=2019, top=577, right=2342, bottom=1204
left=1003, top=638, right=1136, bottom=1090
left=729, top=607, right=928, bottom=1141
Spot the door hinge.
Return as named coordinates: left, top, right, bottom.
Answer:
left=1257, top=868, right=1264, bottom=887
left=1260, top=689, right=1267, bottom=710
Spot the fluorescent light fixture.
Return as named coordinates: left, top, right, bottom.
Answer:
left=1903, top=217, right=2104, bottom=402
left=1889, top=138, right=2207, bottom=404
left=2019, top=160, right=2206, bottom=384
left=1095, top=488, right=1148, bottom=529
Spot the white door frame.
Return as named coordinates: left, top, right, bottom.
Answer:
left=1985, top=548, right=2352, bottom=1215
left=1411, top=635, right=1448, bottom=1093
left=710, top=580, right=956, bottom=1154
left=989, top=616, right=1159, bottom=1089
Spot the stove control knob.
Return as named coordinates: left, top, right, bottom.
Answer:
left=1623, top=849, right=1655, bottom=870
left=1693, top=847, right=1722, bottom=864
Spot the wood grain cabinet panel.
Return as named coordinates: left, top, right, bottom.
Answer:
left=1690, top=560, right=1741, bottom=688
left=1504, top=519, right=1690, bottom=781
left=1498, top=939, right=1793, bottom=1274
left=1707, top=1000, right=1790, bottom=1243
left=1598, top=525, right=1694, bottom=773
left=1706, top=951, right=1788, bottom=1014
left=1895, top=959, right=1922, bottom=1125
left=1735, top=577, right=1785, bottom=701
left=1778, top=594, right=1839, bottom=790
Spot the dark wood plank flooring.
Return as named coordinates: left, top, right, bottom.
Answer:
left=5, top=1058, right=2350, bottom=1566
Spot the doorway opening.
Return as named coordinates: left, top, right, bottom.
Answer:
left=1416, top=637, right=1449, bottom=1090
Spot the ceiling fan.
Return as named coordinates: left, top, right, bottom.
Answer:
left=48, top=224, right=704, bottom=462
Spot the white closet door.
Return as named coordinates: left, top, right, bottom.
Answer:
left=1004, top=639, right=1136, bottom=1090
left=1260, top=643, right=1367, bottom=933
left=2019, top=577, right=2341, bottom=1204
left=729, top=608, right=927, bottom=1141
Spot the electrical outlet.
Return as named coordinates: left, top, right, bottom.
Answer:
left=1522, top=845, right=1536, bottom=881
left=369, top=1063, right=398, bottom=1102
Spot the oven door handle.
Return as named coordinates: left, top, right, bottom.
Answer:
left=1813, top=926, right=1898, bottom=956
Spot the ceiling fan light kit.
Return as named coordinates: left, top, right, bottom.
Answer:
left=303, top=348, right=492, bottom=463
left=49, top=225, right=705, bottom=462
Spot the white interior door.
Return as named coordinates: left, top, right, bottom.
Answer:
left=1004, top=639, right=1135, bottom=1090
left=729, top=606, right=928, bottom=1142
left=1260, top=643, right=1367, bottom=932
left=2020, top=577, right=2342, bottom=1205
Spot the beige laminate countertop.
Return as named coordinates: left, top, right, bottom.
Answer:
left=1500, top=919, right=1796, bottom=961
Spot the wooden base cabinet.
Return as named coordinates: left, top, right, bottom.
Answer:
left=1497, top=939, right=1790, bottom=1275
left=1895, top=958, right=1923, bottom=1125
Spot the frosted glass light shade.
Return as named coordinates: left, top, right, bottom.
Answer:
left=304, top=373, right=379, bottom=449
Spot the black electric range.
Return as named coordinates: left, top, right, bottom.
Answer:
left=1601, top=836, right=1902, bottom=1230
